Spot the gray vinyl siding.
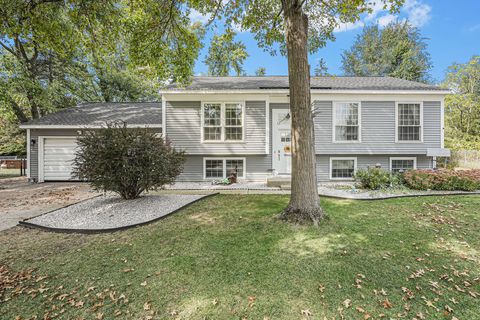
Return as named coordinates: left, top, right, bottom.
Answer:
left=29, top=128, right=161, bottom=181
left=166, top=101, right=267, bottom=154
left=316, top=154, right=432, bottom=181
left=313, top=100, right=442, bottom=154
left=176, top=155, right=271, bottom=182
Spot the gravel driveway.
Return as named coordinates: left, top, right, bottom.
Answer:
left=0, top=178, right=96, bottom=232
left=22, top=194, right=211, bottom=232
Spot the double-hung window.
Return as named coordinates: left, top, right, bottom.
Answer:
left=334, top=102, right=360, bottom=142
left=390, top=157, right=416, bottom=173
left=397, top=103, right=422, bottom=141
left=202, top=102, right=244, bottom=142
left=204, top=158, right=245, bottom=179
left=330, top=157, right=357, bottom=179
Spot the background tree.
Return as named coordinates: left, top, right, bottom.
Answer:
left=313, top=58, right=329, bottom=76
left=204, top=30, right=248, bottom=76
left=255, top=67, right=267, bottom=76
left=342, top=21, right=431, bottom=82
left=73, top=122, right=185, bottom=200
left=0, top=0, right=197, bottom=155
left=443, top=56, right=480, bottom=150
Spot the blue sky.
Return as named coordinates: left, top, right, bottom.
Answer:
left=192, top=0, right=480, bottom=83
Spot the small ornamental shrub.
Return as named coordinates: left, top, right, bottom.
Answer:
left=354, top=167, right=402, bottom=190
left=72, top=122, right=185, bottom=199
left=403, top=169, right=480, bottom=191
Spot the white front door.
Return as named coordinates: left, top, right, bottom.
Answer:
left=272, top=109, right=292, bottom=174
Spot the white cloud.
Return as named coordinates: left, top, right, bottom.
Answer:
left=377, top=14, right=397, bottom=27
left=188, top=9, right=210, bottom=24
left=334, top=20, right=365, bottom=33
left=333, top=0, right=431, bottom=33
left=403, top=0, right=431, bottom=27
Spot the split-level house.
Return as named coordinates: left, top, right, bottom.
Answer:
left=20, top=76, right=451, bottom=183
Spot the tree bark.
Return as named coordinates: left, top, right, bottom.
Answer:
left=281, top=0, right=324, bottom=225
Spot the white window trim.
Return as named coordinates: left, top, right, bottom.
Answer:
left=203, top=157, right=247, bottom=180
left=332, top=101, right=362, bottom=143
left=329, top=157, right=357, bottom=180
left=395, top=102, right=423, bottom=143
left=201, top=102, right=245, bottom=143
left=389, top=157, right=417, bottom=172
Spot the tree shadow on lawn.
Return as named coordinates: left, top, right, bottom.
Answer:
left=0, top=194, right=479, bottom=319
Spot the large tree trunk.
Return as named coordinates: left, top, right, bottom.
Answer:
left=281, top=1, right=324, bottom=225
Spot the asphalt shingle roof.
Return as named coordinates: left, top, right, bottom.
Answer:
left=166, top=76, right=445, bottom=91
left=23, top=102, right=162, bottom=127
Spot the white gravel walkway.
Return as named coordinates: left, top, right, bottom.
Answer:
left=166, top=181, right=280, bottom=190
left=21, top=194, right=210, bottom=232
left=317, top=183, right=480, bottom=199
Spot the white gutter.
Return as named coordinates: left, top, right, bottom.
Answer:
left=19, top=124, right=162, bottom=129
left=159, top=89, right=451, bottom=95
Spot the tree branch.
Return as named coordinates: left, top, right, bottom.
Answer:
left=0, top=40, right=16, bottom=56
left=270, top=5, right=285, bottom=34
left=206, top=0, right=224, bottom=27
left=5, top=95, right=29, bottom=123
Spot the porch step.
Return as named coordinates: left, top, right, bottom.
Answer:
left=280, top=184, right=291, bottom=190
left=266, top=176, right=291, bottom=188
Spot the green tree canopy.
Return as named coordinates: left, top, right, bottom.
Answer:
left=204, top=30, right=248, bottom=76
left=341, top=21, right=431, bottom=82
left=255, top=67, right=266, bottom=76
left=443, top=56, right=480, bottom=150
left=313, top=58, right=329, bottom=76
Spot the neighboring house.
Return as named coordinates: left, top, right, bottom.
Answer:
left=20, top=76, right=451, bottom=183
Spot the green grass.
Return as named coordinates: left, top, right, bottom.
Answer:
left=1, top=195, right=479, bottom=319
left=0, top=168, right=21, bottom=179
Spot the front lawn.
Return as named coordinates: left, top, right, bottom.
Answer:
left=1, top=195, right=479, bottom=319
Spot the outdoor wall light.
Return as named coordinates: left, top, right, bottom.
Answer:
left=30, top=138, right=36, bottom=146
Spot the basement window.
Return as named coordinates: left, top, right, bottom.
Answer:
left=204, top=158, right=245, bottom=179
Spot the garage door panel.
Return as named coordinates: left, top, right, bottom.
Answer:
left=43, top=153, right=75, bottom=162
left=42, top=137, right=78, bottom=181
left=44, top=147, right=77, bottom=152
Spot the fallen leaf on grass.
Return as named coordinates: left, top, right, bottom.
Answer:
left=143, top=301, right=151, bottom=311
left=248, top=296, right=256, bottom=308
left=343, top=299, right=352, bottom=308
left=301, top=309, right=312, bottom=316
left=382, top=299, right=393, bottom=309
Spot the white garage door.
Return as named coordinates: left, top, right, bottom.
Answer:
left=42, top=137, right=78, bottom=181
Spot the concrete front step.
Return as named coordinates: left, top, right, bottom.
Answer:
left=266, top=176, right=291, bottom=187
left=280, top=184, right=291, bottom=190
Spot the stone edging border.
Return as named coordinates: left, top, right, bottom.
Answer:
left=318, top=191, right=480, bottom=200
left=18, top=193, right=219, bottom=234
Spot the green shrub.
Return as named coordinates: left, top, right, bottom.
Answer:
left=72, top=122, right=185, bottom=199
left=403, top=169, right=480, bottom=191
left=354, top=167, right=397, bottom=190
